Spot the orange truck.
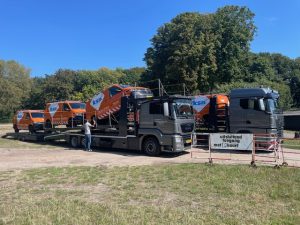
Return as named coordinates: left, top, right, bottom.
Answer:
left=192, top=94, right=229, bottom=131
left=44, top=101, right=86, bottom=128
left=85, top=84, right=153, bottom=124
left=12, top=110, right=44, bottom=133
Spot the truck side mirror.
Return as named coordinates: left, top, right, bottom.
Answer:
left=163, top=102, right=169, bottom=117
left=258, top=99, right=265, bottom=111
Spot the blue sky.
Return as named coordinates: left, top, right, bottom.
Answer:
left=0, top=0, right=299, bottom=77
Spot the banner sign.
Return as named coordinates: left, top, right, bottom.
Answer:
left=210, top=133, right=253, bottom=150
left=17, top=111, right=23, bottom=123
left=192, top=96, right=210, bottom=112
left=49, top=103, right=59, bottom=118
left=90, top=92, right=104, bottom=110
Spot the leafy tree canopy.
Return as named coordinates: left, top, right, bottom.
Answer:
left=0, top=60, right=32, bottom=120
left=144, top=5, right=256, bottom=93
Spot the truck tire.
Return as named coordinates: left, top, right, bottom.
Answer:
left=143, top=137, right=161, bottom=156
left=70, top=136, right=79, bottom=148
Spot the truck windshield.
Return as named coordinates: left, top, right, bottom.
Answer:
left=70, top=103, right=86, bottom=109
left=264, top=98, right=279, bottom=113
left=173, top=99, right=193, bottom=118
left=31, top=113, right=44, bottom=118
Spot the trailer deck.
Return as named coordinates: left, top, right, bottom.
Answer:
left=3, top=132, right=45, bottom=142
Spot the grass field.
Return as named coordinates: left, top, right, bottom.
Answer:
left=1, top=164, right=299, bottom=225
left=283, top=139, right=300, bottom=150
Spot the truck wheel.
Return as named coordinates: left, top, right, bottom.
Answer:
left=70, top=136, right=79, bottom=148
left=143, top=137, right=161, bottom=156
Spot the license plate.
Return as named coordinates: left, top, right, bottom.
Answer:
left=185, top=139, right=191, bottom=144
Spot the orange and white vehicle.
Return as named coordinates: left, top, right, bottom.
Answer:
left=86, top=84, right=153, bottom=123
left=12, top=110, right=44, bottom=133
left=44, top=101, right=86, bottom=128
left=192, top=94, right=229, bottom=131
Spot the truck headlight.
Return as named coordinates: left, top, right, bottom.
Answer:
left=175, top=136, right=183, bottom=143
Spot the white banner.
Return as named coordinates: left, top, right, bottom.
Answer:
left=49, top=103, right=59, bottom=118
left=90, top=92, right=104, bottom=110
left=210, top=133, right=253, bottom=150
left=17, top=111, right=23, bottom=123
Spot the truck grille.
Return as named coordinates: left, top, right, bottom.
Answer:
left=181, top=123, right=194, bottom=133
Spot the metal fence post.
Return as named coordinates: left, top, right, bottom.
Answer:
left=208, top=134, right=213, bottom=164
left=280, top=142, right=288, bottom=166
left=251, top=135, right=256, bottom=167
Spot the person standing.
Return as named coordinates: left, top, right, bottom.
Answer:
left=82, top=119, right=95, bottom=151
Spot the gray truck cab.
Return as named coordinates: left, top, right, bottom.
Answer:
left=229, top=88, right=283, bottom=136
left=137, top=96, right=195, bottom=155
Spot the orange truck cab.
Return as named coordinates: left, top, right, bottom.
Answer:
left=44, top=101, right=86, bottom=128
left=192, top=94, right=229, bottom=131
left=12, top=110, right=44, bottom=133
left=86, top=84, right=153, bottom=124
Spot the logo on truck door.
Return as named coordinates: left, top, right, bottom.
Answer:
left=17, top=111, right=24, bottom=123
left=49, top=103, right=59, bottom=118
left=192, top=96, right=210, bottom=112
left=90, top=92, right=104, bottom=110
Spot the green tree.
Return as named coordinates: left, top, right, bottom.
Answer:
left=118, top=67, right=145, bottom=84
left=38, top=67, right=120, bottom=103
left=22, top=77, right=47, bottom=110
left=253, top=53, right=300, bottom=107
left=42, top=69, right=76, bottom=102
left=247, top=53, right=276, bottom=82
left=144, top=13, right=213, bottom=93
left=213, top=6, right=256, bottom=83
left=144, top=6, right=256, bottom=93
left=0, top=60, right=32, bottom=121
left=289, top=72, right=300, bottom=107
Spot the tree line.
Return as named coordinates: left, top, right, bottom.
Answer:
left=143, top=5, right=300, bottom=109
left=0, top=63, right=145, bottom=121
left=1, top=5, right=300, bottom=121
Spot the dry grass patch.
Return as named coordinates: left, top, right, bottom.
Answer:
left=0, top=164, right=299, bottom=224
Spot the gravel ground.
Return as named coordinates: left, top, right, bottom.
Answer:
left=0, top=124, right=299, bottom=171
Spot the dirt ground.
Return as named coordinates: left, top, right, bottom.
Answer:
left=0, top=124, right=299, bottom=171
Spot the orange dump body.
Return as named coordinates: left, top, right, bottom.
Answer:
left=193, top=94, right=229, bottom=125
left=12, top=110, right=44, bottom=132
left=86, top=84, right=153, bottom=122
left=44, top=101, right=86, bottom=127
